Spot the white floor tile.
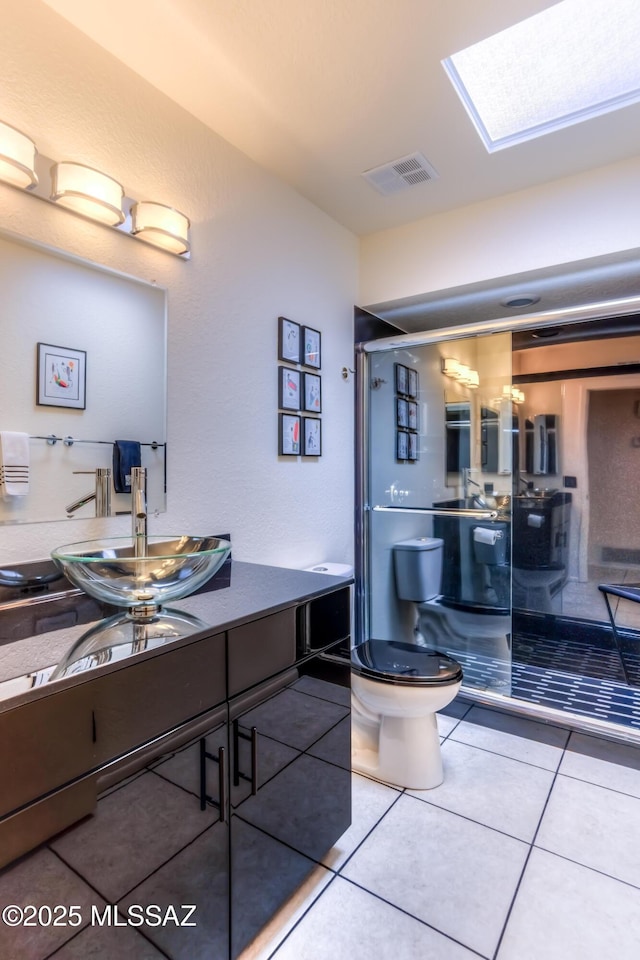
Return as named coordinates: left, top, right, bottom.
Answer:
left=451, top=706, right=568, bottom=770
left=437, top=712, right=460, bottom=737
left=408, top=739, right=554, bottom=842
left=560, top=733, right=640, bottom=799
left=239, top=865, right=333, bottom=960
left=269, top=876, right=479, bottom=960
left=342, top=794, right=528, bottom=957
left=322, top=773, right=401, bottom=871
left=536, top=774, right=640, bottom=888
left=498, top=848, right=640, bottom=960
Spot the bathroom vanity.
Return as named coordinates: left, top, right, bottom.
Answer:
left=0, top=562, right=352, bottom=959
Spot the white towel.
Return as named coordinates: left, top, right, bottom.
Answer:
left=0, top=432, right=30, bottom=498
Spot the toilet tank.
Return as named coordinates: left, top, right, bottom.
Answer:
left=393, top=537, right=443, bottom=601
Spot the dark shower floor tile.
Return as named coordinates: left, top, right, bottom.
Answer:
left=510, top=615, right=640, bottom=729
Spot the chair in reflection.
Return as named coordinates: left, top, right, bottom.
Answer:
left=598, top=583, right=640, bottom=686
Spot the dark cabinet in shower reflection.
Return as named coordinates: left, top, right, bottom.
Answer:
left=433, top=500, right=511, bottom=613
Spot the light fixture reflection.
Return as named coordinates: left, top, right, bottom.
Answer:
left=0, top=120, right=38, bottom=189
left=441, top=357, right=479, bottom=388
left=50, top=161, right=125, bottom=226
left=131, top=201, right=190, bottom=255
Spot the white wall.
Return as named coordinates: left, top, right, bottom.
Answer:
left=0, top=0, right=358, bottom=567
left=360, top=157, right=640, bottom=307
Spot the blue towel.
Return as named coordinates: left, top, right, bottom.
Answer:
left=112, top=440, right=141, bottom=494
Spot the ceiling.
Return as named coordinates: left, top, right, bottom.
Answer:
left=366, top=248, right=640, bottom=333
left=42, top=0, right=640, bottom=238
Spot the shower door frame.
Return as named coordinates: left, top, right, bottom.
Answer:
left=356, top=294, right=640, bottom=746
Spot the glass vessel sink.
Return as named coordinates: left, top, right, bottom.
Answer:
left=48, top=535, right=231, bottom=681
left=51, top=535, right=231, bottom=614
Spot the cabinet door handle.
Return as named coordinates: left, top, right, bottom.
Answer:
left=218, top=746, right=227, bottom=824
left=232, top=720, right=259, bottom=795
left=199, top=738, right=227, bottom=823
left=250, top=727, right=258, bottom=796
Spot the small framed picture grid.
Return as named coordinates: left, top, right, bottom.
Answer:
left=395, top=363, right=419, bottom=462
left=277, top=316, right=322, bottom=457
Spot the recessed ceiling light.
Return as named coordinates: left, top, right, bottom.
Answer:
left=442, top=0, right=640, bottom=152
left=531, top=327, right=561, bottom=338
left=501, top=294, right=540, bottom=308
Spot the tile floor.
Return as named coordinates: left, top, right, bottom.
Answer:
left=242, top=699, right=640, bottom=960
left=4, top=698, right=640, bottom=960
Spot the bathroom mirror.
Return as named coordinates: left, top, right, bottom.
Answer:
left=0, top=230, right=167, bottom=525
left=444, top=399, right=470, bottom=479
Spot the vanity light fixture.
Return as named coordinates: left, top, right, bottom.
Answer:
left=0, top=120, right=38, bottom=189
left=441, top=358, right=462, bottom=378
left=50, top=162, right=125, bottom=226
left=441, top=357, right=479, bottom=387
left=131, top=201, right=190, bottom=256
left=456, top=361, right=470, bottom=382
left=0, top=116, right=190, bottom=257
left=503, top=385, right=525, bottom=404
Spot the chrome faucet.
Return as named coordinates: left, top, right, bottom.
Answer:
left=462, top=468, right=487, bottom=507
left=66, top=468, right=112, bottom=517
left=131, top=466, right=148, bottom=557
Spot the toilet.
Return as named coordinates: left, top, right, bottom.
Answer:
left=351, top=641, right=462, bottom=789
left=351, top=537, right=462, bottom=790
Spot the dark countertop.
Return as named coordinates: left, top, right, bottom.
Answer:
left=0, top=560, right=352, bottom=713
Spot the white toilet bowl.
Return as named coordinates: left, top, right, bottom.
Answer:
left=351, top=639, right=462, bottom=790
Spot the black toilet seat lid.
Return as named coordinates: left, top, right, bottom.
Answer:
left=351, top=640, right=463, bottom=686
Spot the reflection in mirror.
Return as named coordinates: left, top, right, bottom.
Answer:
left=444, top=399, right=470, bottom=483
left=0, top=231, right=167, bottom=525
left=512, top=320, right=640, bottom=638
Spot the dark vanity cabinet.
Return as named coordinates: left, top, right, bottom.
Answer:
left=228, top=646, right=351, bottom=957
left=0, top=577, right=352, bottom=960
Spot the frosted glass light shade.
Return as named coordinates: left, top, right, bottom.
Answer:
left=131, top=201, right=190, bottom=255
left=441, top=358, right=460, bottom=378
left=51, top=162, right=125, bottom=226
left=0, top=120, right=38, bottom=189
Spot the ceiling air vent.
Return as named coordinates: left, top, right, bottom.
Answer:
left=362, top=152, right=439, bottom=196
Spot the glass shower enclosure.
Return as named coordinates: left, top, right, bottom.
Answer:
left=358, top=330, right=514, bottom=695
left=357, top=305, right=640, bottom=741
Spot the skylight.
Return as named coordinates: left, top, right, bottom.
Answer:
left=442, top=0, right=640, bottom=152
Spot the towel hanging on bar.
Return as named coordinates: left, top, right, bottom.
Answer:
left=113, top=440, right=142, bottom=494
left=0, top=432, right=30, bottom=498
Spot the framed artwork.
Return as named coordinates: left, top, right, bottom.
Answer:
left=396, top=398, right=408, bottom=428
left=396, top=430, right=408, bottom=461
left=36, top=342, right=86, bottom=409
left=395, top=363, right=409, bottom=396
left=302, top=326, right=321, bottom=369
left=278, top=316, right=301, bottom=364
left=408, top=401, right=418, bottom=431
left=279, top=413, right=301, bottom=455
left=303, top=372, right=322, bottom=413
left=408, top=431, right=419, bottom=461
left=408, top=368, right=419, bottom=399
left=278, top=365, right=301, bottom=411
left=303, top=416, right=322, bottom=456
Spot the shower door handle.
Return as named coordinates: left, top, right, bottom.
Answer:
left=372, top=505, right=499, bottom=520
